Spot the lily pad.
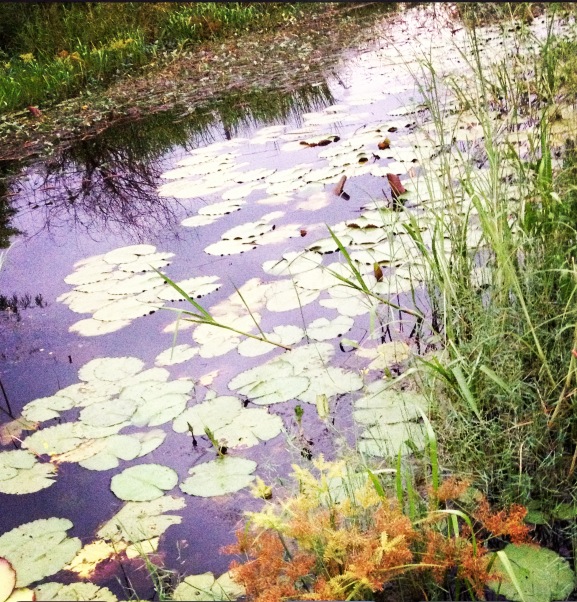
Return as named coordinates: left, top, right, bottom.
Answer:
left=64, top=540, right=122, bottom=578
left=110, top=464, right=178, bottom=501
left=306, top=316, right=354, bottom=341
left=173, top=571, right=245, bottom=601
left=0, top=518, right=81, bottom=587
left=173, top=396, right=282, bottom=448
left=489, top=544, right=575, bottom=602
left=34, top=582, right=117, bottom=602
left=155, top=344, right=199, bottom=366
left=180, top=457, right=257, bottom=497
left=78, top=357, right=145, bottom=383
left=0, top=450, right=56, bottom=494
left=97, top=495, right=185, bottom=545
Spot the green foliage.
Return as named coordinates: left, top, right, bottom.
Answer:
left=412, top=6, right=577, bottom=519
left=0, top=2, right=315, bottom=112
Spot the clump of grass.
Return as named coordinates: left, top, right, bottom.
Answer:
left=407, top=6, right=577, bottom=519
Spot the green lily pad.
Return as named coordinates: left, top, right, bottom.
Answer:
left=78, top=357, right=145, bottom=383
left=173, top=571, right=245, bottom=601
left=0, top=450, right=56, bottom=494
left=489, top=544, right=575, bottom=602
left=306, top=316, right=354, bottom=341
left=180, top=457, right=257, bottom=497
left=34, top=582, right=117, bottom=602
left=0, top=518, right=81, bottom=587
left=110, top=464, right=178, bottom=501
left=34, top=582, right=116, bottom=602
left=97, top=495, right=185, bottom=545
left=173, top=396, right=283, bottom=447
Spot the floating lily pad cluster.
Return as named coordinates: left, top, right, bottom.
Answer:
left=58, top=244, right=221, bottom=336
left=18, top=356, right=192, bottom=471
left=229, top=342, right=363, bottom=405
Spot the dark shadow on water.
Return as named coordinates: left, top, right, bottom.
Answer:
left=2, top=82, right=334, bottom=245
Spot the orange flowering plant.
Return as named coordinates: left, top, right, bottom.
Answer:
left=223, top=457, right=535, bottom=601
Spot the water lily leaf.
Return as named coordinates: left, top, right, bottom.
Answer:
left=358, top=421, right=426, bottom=457
left=21, top=393, right=76, bottom=422
left=0, top=450, right=56, bottom=494
left=262, top=250, right=322, bottom=276
left=281, top=342, right=335, bottom=374
left=236, top=333, right=283, bottom=357
left=354, top=382, right=427, bottom=425
left=125, top=536, right=160, bottom=558
left=180, top=457, right=257, bottom=497
left=133, top=429, right=166, bottom=457
left=64, top=540, right=123, bottom=578
left=69, top=318, right=132, bottom=337
left=228, top=357, right=309, bottom=405
left=22, top=422, right=121, bottom=456
left=193, top=315, right=259, bottom=358
left=155, top=344, right=199, bottom=366
left=174, top=396, right=282, bottom=448
left=97, top=495, right=185, bottom=545
left=297, top=367, right=363, bottom=404
left=53, top=433, right=142, bottom=471
left=319, top=292, right=374, bottom=317
left=156, top=276, right=221, bottom=302
left=181, top=214, right=220, bottom=228
left=78, top=357, right=145, bottom=384
left=103, top=244, right=157, bottom=265
left=306, top=316, right=354, bottom=341
left=489, top=544, right=576, bottom=602
left=198, top=200, right=245, bottom=216
left=173, top=571, right=245, bottom=601
left=0, top=556, right=16, bottom=602
left=92, top=297, right=163, bottom=322
left=64, top=264, right=115, bottom=286
left=5, top=589, right=34, bottom=602
left=131, top=393, right=189, bottom=428
left=34, top=582, right=117, bottom=602
left=62, top=291, right=116, bottom=314
left=117, top=252, right=174, bottom=274
left=0, top=518, right=81, bottom=587
left=356, top=341, right=412, bottom=370
left=79, top=398, right=137, bottom=428
left=106, top=273, right=163, bottom=296
left=265, top=279, right=319, bottom=312
left=110, top=464, right=178, bottom=501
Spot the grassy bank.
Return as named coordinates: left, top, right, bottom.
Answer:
left=404, top=0, right=577, bottom=546
left=0, top=2, right=310, bottom=112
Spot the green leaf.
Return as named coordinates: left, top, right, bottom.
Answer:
left=97, top=495, right=185, bottom=545
left=0, top=450, right=56, bottom=495
left=0, top=518, right=81, bottom=587
left=34, top=582, right=117, bottom=602
left=110, top=464, right=178, bottom=501
left=489, top=544, right=576, bottom=602
left=180, top=457, right=257, bottom=497
left=172, top=571, right=245, bottom=601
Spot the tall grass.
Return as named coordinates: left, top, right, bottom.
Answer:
left=0, top=2, right=310, bottom=112
left=407, top=7, right=577, bottom=518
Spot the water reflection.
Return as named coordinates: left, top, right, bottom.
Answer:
left=6, top=82, right=334, bottom=244
left=0, top=162, right=20, bottom=249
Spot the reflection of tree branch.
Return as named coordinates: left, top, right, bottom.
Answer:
left=8, top=81, right=335, bottom=244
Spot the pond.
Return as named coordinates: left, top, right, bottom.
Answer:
left=1, top=4, right=576, bottom=600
